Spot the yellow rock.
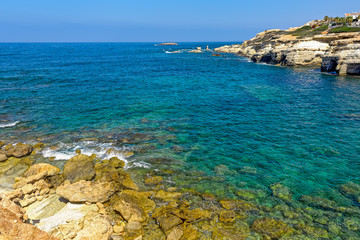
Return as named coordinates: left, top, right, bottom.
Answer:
left=144, top=176, right=163, bottom=185
left=154, top=190, right=182, bottom=201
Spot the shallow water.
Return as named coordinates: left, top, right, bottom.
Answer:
left=1, top=43, right=360, bottom=233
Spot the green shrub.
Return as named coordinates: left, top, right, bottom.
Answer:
left=329, top=27, right=360, bottom=33
left=313, top=24, right=328, bottom=32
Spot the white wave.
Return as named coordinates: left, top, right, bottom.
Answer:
left=40, top=140, right=131, bottom=166
left=42, top=149, right=75, bottom=160
left=0, top=121, right=20, bottom=128
left=130, top=161, right=151, bottom=169
left=165, top=50, right=181, bottom=54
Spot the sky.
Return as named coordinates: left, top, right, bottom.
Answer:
left=0, top=0, right=359, bottom=42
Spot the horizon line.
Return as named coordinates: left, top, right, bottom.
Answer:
left=0, top=41, right=243, bottom=44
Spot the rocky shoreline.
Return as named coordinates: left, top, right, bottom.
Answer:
left=215, top=25, right=360, bottom=75
left=1, top=141, right=360, bottom=239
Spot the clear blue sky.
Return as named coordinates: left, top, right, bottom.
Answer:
left=0, top=0, right=359, bottom=42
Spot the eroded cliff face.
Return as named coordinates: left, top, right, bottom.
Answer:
left=215, top=29, right=360, bottom=75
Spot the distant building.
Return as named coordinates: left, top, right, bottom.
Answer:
left=345, top=11, right=360, bottom=20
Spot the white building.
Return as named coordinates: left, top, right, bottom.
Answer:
left=345, top=11, right=360, bottom=20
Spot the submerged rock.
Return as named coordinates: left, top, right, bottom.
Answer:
left=219, top=199, right=257, bottom=212
left=299, top=224, right=329, bottom=239
left=56, top=180, right=116, bottom=203
left=340, top=182, right=360, bottom=202
left=144, top=175, right=163, bottom=185
left=63, top=154, right=96, bottom=183
left=214, top=164, right=237, bottom=176
left=219, top=210, right=236, bottom=223
left=271, top=183, right=292, bottom=202
left=212, top=220, right=250, bottom=240
left=252, top=217, right=294, bottom=239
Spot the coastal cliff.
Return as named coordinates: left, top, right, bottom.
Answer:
left=215, top=23, right=360, bottom=75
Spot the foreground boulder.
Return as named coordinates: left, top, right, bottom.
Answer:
left=50, top=213, right=113, bottom=240
left=63, top=154, right=96, bottom=183
left=6, top=143, right=33, bottom=158
left=23, top=163, right=60, bottom=178
left=0, top=153, right=7, bottom=162
left=56, top=180, right=116, bottom=203
left=0, top=206, right=57, bottom=240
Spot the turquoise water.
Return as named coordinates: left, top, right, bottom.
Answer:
left=1, top=42, right=360, bottom=207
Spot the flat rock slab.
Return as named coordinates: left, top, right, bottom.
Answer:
left=36, top=201, right=98, bottom=232
left=25, top=194, right=67, bottom=220
left=56, top=180, right=116, bottom=203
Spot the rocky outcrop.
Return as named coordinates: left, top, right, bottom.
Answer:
left=321, top=39, right=360, bottom=75
left=62, top=154, right=96, bottom=183
left=56, top=180, right=117, bottom=203
left=215, top=28, right=360, bottom=75
left=5, top=143, right=33, bottom=158
left=157, top=43, right=178, bottom=46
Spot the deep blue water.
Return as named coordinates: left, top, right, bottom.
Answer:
left=1, top=42, right=360, bottom=207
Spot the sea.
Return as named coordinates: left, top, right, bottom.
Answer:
left=1, top=42, right=360, bottom=236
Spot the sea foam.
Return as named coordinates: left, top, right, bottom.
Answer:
left=41, top=140, right=131, bottom=167
left=0, top=121, right=20, bottom=128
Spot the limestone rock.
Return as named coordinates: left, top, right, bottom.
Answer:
left=252, top=217, right=294, bottom=239
left=215, top=27, right=360, bottom=76
left=13, top=171, right=48, bottom=189
left=0, top=153, right=7, bottom=162
left=166, top=225, right=183, bottom=240
left=5, top=143, right=33, bottom=158
left=157, top=214, right=183, bottom=232
left=112, top=192, right=150, bottom=223
left=121, top=190, right=156, bottom=213
left=95, top=162, right=121, bottom=183
left=56, top=180, right=116, bottom=203
left=0, top=206, right=57, bottom=240
left=24, top=163, right=60, bottom=178
left=36, top=202, right=98, bottom=232
left=0, top=193, right=24, bottom=220
left=73, top=214, right=113, bottom=240
left=109, top=156, right=125, bottom=168
left=63, top=154, right=95, bottom=183
left=118, top=169, right=139, bottom=190
left=0, top=157, right=34, bottom=192
left=125, top=221, right=144, bottom=240
left=154, top=190, right=182, bottom=201
left=25, top=194, right=67, bottom=220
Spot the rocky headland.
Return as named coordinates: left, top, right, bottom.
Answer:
left=2, top=140, right=360, bottom=239
left=215, top=21, right=360, bottom=75
left=157, top=43, right=178, bottom=46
